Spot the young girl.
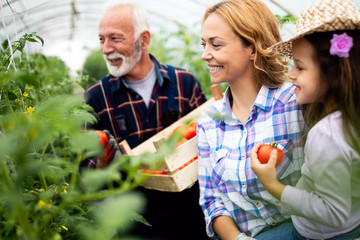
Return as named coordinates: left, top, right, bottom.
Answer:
left=198, top=0, right=305, bottom=239
left=251, top=0, right=360, bottom=239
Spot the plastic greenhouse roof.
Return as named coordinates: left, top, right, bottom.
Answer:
left=2, top=0, right=360, bottom=72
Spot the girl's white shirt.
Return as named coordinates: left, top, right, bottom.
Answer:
left=281, top=111, right=360, bottom=239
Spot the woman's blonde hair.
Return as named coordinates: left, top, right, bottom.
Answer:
left=202, top=0, right=288, bottom=88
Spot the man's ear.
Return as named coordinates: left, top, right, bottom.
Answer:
left=140, top=30, right=151, bottom=48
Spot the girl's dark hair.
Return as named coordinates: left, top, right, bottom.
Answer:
left=303, top=30, right=360, bottom=155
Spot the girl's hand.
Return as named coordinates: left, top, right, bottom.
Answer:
left=250, top=143, right=279, bottom=185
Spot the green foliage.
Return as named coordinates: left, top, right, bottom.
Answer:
left=275, top=14, right=297, bottom=25
left=0, top=93, right=169, bottom=239
left=1, top=32, right=43, bottom=71
left=80, top=50, right=108, bottom=90
left=0, top=34, right=74, bottom=117
left=0, top=33, right=179, bottom=240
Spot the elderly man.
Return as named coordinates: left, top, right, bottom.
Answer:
left=84, top=1, right=208, bottom=239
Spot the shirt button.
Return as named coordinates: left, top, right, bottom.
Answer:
left=242, top=183, right=246, bottom=188
left=256, top=202, right=262, bottom=208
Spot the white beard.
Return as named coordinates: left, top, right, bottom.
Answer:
left=104, top=39, right=142, bottom=77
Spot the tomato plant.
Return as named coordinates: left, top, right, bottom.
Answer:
left=257, top=142, right=284, bottom=167
left=0, top=33, right=177, bottom=240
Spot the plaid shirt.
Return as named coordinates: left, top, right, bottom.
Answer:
left=197, top=83, right=305, bottom=238
left=84, top=54, right=206, bottom=149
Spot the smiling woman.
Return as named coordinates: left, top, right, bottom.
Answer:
left=197, top=0, right=305, bottom=239
left=201, top=12, right=255, bottom=87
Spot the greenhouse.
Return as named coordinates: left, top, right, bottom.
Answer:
left=1, top=0, right=360, bottom=239
left=2, top=0, right=342, bottom=72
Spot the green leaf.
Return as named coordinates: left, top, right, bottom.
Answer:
left=79, top=193, right=146, bottom=239
left=80, top=167, right=121, bottom=193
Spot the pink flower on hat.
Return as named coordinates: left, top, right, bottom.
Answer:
left=330, top=33, right=353, bottom=58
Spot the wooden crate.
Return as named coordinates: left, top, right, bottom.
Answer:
left=119, top=85, right=223, bottom=192
left=138, top=137, right=199, bottom=192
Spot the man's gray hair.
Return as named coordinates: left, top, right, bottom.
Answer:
left=104, top=0, right=150, bottom=39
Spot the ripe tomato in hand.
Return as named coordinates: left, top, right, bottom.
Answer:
left=257, top=142, right=284, bottom=167
left=95, top=130, right=108, bottom=147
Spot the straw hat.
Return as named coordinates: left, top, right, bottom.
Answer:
left=270, top=0, right=360, bottom=58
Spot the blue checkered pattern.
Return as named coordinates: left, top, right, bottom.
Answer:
left=197, top=82, right=305, bottom=238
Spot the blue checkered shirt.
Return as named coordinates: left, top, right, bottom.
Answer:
left=197, top=83, right=305, bottom=238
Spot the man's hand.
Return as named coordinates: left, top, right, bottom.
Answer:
left=96, top=130, right=121, bottom=169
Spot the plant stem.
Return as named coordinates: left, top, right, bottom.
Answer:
left=1, top=161, right=35, bottom=239
left=39, top=141, right=50, bottom=190
left=4, top=89, right=15, bottom=115
left=15, top=200, right=36, bottom=240
left=0, top=160, right=13, bottom=189
left=69, top=152, right=83, bottom=188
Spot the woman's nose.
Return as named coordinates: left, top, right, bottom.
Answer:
left=201, top=47, right=212, bottom=61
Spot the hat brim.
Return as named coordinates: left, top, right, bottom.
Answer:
left=269, top=38, right=294, bottom=59
left=269, top=27, right=323, bottom=59
left=270, top=19, right=360, bottom=58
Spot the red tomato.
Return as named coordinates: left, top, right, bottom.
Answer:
left=141, top=170, right=168, bottom=175
left=183, top=126, right=196, bottom=140
left=257, top=142, right=284, bottom=167
left=95, top=130, right=108, bottom=147
left=179, top=156, right=198, bottom=170
left=151, top=170, right=168, bottom=175
left=189, top=121, right=198, bottom=130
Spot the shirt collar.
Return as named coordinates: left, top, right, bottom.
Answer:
left=253, top=85, right=276, bottom=112
left=221, top=85, right=276, bottom=124
left=223, top=85, right=275, bottom=112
